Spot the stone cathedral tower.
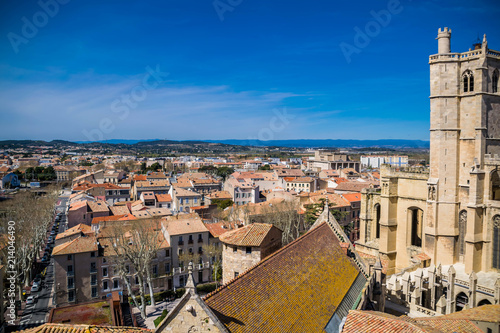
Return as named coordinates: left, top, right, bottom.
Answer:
left=357, top=28, right=500, bottom=276
left=427, top=28, right=500, bottom=273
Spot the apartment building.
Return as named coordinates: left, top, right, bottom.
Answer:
left=223, top=178, right=260, bottom=205
left=161, top=214, right=212, bottom=287
left=170, top=187, right=202, bottom=213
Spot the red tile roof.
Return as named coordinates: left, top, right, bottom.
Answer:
left=52, top=235, right=98, bottom=256
left=155, top=194, right=172, bottom=202
left=204, top=222, right=365, bottom=333
left=219, top=223, right=276, bottom=247
left=342, top=309, right=487, bottom=333
left=204, top=222, right=240, bottom=238
left=342, top=192, right=362, bottom=203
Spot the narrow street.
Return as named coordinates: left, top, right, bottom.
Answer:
left=18, top=189, right=69, bottom=330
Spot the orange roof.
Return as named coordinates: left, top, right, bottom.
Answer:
left=342, top=310, right=485, bottom=333
left=162, top=214, right=208, bottom=235
left=56, top=224, right=92, bottom=240
left=155, top=194, right=172, bottom=202
left=109, top=205, right=130, bottom=216
left=204, top=222, right=239, bottom=238
left=53, top=235, right=98, bottom=255
left=91, top=215, right=127, bottom=225
left=342, top=192, right=362, bottom=203
left=133, top=174, right=147, bottom=181
left=87, top=200, right=109, bottom=213
left=204, top=222, right=365, bottom=333
left=69, top=200, right=88, bottom=211
left=219, top=223, right=278, bottom=247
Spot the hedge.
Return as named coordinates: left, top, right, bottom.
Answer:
left=129, top=288, right=185, bottom=306
left=196, top=282, right=218, bottom=294
left=154, top=309, right=169, bottom=327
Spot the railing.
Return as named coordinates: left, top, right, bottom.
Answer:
left=178, top=241, right=184, bottom=246
left=68, top=283, right=75, bottom=289
left=67, top=271, right=74, bottom=277
left=414, top=304, right=439, bottom=317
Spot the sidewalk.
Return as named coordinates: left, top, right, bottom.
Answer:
left=131, top=299, right=181, bottom=329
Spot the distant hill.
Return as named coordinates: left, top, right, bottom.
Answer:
left=204, top=139, right=430, bottom=149
left=0, top=138, right=430, bottom=150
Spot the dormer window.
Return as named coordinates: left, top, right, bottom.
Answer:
left=462, top=70, right=474, bottom=93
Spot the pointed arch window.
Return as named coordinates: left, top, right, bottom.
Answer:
left=493, top=69, right=499, bottom=93
left=458, top=210, right=467, bottom=257
left=493, top=215, right=500, bottom=269
left=462, top=70, right=474, bottom=93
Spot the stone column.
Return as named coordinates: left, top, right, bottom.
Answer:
left=414, top=268, right=424, bottom=306
left=446, top=266, right=456, bottom=314
left=469, top=271, right=477, bottom=309
left=495, top=278, right=500, bottom=305
left=428, top=264, right=436, bottom=310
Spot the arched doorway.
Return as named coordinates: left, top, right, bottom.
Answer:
left=456, top=292, right=469, bottom=311
left=477, top=299, right=492, bottom=307
left=409, top=208, right=424, bottom=247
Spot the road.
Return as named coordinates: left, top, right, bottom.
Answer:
left=19, top=189, right=70, bottom=330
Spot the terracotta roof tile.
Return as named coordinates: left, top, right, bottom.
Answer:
left=55, top=224, right=92, bottom=240
left=52, top=235, right=98, bottom=256
left=155, top=194, right=172, bottom=202
left=219, top=223, right=276, bottom=247
left=163, top=214, right=208, bottom=235
left=342, top=309, right=486, bottom=333
left=204, top=222, right=364, bottom=333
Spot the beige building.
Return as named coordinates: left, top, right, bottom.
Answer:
left=219, top=223, right=282, bottom=284
left=357, top=29, right=500, bottom=279
left=307, top=150, right=360, bottom=172
left=285, top=176, right=316, bottom=193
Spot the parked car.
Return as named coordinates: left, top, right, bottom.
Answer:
left=31, top=283, right=40, bottom=292
left=26, top=296, right=35, bottom=305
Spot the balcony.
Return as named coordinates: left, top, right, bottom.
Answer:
left=67, top=271, right=74, bottom=277
left=188, top=239, right=194, bottom=245
left=90, top=268, right=97, bottom=273
left=67, top=283, right=75, bottom=289
left=178, top=241, right=184, bottom=246
left=198, top=238, right=203, bottom=243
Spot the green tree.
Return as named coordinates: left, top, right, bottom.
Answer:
left=258, top=164, right=271, bottom=170
left=216, top=167, right=234, bottom=180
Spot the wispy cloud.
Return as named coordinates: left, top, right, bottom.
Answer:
left=0, top=72, right=305, bottom=141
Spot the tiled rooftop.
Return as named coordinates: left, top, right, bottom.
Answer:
left=218, top=223, right=276, bottom=247
left=204, top=222, right=364, bottom=333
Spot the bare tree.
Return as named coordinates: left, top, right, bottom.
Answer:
left=0, top=186, right=58, bottom=299
left=259, top=200, right=302, bottom=245
left=202, top=243, right=222, bottom=287
left=106, top=218, right=162, bottom=319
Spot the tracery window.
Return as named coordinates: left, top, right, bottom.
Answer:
left=462, top=70, right=474, bottom=93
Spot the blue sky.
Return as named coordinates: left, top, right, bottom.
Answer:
left=0, top=0, right=499, bottom=142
